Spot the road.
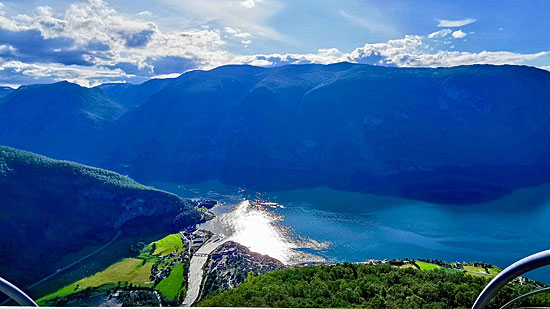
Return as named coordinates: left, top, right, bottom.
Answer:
left=27, top=231, right=122, bottom=291
left=182, top=235, right=228, bottom=307
left=179, top=232, right=191, bottom=256
left=1, top=231, right=121, bottom=306
left=460, top=269, right=496, bottom=277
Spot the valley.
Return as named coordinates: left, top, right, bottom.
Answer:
left=36, top=224, right=285, bottom=307
left=1, top=0, right=549, bottom=306
left=3, top=158, right=550, bottom=307
left=32, top=221, right=548, bottom=308
left=0, top=146, right=205, bottom=302
left=2, top=63, right=550, bottom=308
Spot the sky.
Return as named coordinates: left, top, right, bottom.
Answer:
left=0, top=0, right=549, bottom=87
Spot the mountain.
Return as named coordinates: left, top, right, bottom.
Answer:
left=96, top=78, right=173, bottom=111
left=1, top=64, right=550, bottom=204
left=0, top=145, right=202, bottom=288
left=0, top=86, right=14, bottom=99
left=0, top=81, right=126, bottom=162
left=101, top=63, right=550, bottom=204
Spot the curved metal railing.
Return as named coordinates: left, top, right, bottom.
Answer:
left=472, top=249, right=550, bottom=309
left=500, top=286, right=550, bottom=309
left=0, top=277, right=37, bottom=306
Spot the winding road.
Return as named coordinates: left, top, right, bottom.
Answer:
left=26, top=231, right=122, bottom=291
left=1, top=231, right=121, bottom=306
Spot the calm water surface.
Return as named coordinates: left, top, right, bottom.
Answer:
left=153, top=181, right=550, bottom=282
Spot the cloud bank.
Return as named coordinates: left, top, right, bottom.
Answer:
left=233, top=35, right=547, bottom=69
left=0, top=0, right=547, bottom=87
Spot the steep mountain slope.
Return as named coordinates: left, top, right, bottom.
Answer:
left=96, top=78, right=173, bottom=110
left=1, top=64, right=549, bottom=204
left=102, top=64, right=550, bottom=204
left=0, top=86, right=14, bottom=99
left=0, top=145, right=201, bottom=288
left=0, top=81, right=126, bottom=162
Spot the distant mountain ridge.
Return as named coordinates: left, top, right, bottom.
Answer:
left=0, top=86, right=14, bottom=99
left=0, top=81, right=126, bottom=161
left=97, top=78, right=172, bottom=111
left=1, top=63, right=550, bottom=204
left=0, top=145, right=201, bottom=288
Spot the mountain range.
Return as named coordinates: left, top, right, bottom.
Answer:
left=1, top=63, right=550, bottom=204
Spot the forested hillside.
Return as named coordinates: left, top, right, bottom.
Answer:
left=199, top=263, right=550, bottom=308
left=0, top=146, right=201, bottom=288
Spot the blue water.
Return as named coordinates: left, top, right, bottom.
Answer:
left=153, top=181, right=550, bottom=282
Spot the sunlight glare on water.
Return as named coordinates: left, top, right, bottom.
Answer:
left=202, top=200, right=324, bottom=265
left=227, top=201, right=292, bottom=263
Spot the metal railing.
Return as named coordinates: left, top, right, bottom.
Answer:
left=0, top=277, right=37, bottom=306
left=472, top=249, right=550, bottom=309
left=500, top=286, right=550, bottom=309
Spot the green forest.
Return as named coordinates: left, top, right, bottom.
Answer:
left=199, top=263, right=550, bottom=308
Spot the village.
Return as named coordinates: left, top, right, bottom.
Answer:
left=198, top=241, right=286, bottom=301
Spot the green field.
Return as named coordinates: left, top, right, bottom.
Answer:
left=488, top=266, right=502, bottom=275
left=156, top=263, right=185, bottom=300
left=416, top=261, right=440, bottom=271
left=466, top=272, right=493, bottom=278
left=37, top=232, right=191, bottom=306
left=150, top=234, right=184, bottom=256
left=463, top=265, right=487, bottom=273
left=37, top=258, right=153, bottom=304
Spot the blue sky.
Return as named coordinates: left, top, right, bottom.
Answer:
left=0, top=0, right=548, bottom=87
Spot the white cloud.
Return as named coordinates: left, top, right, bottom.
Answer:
left=0, top=2, right=21, bottom=31
left=225, top=26, right=251, bottom=38
left=0, top=83, right=19, bottom=89
left=0, top=0, right=231, bottom=71
left=343, top=35, right=548, bottom=68
left=240, top=0, right=256, bottom=9
left=386, top=50, right=547, bottom=68
left=347, top=35, right=424, bottom=65
left=137, top=11, right=153, bottom=18
left=0, top=44, right=15, bottom=53
left=428, top=29, right=452, bottom=39
left=163, top=0, right=288, bottom=42
left=452, top=30, right=467, bottom=39
left=231, top=34, right=549, bottom=70
left=151, top=72, right=182, bottom=79
left=438, top=18, right=476, bottom=27
left=348, top=36, right=548, bottom=68
left=232, top=48, right=345, bottom=67
left=0, top=60, right=131, bottom=87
